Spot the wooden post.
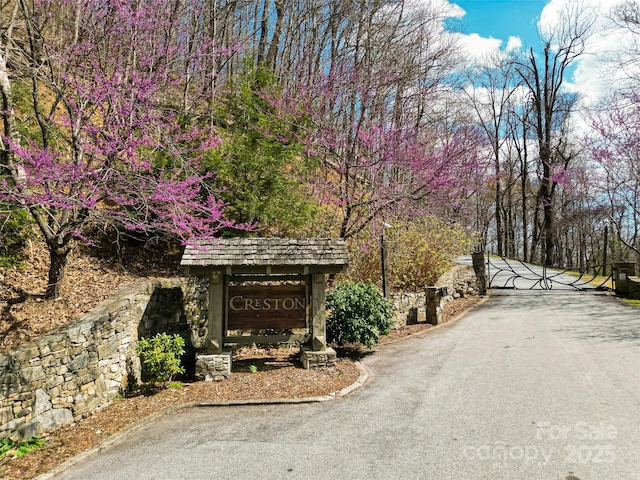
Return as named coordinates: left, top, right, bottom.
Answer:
left=207, top=271, right=224, bottom=353
left=311, top=273, right=327, bottom=351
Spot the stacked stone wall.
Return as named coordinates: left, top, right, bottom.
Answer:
left=389, top=264, right=479, bottom=326
left=436, top=264, right=480, bottom=302
left=389, top=292, right=427, bottom=326
left=0, top=277, right=208, bottom=440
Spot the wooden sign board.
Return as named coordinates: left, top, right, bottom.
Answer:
left=226, top=284, right=308, bottom=330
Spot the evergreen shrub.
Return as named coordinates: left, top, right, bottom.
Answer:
left=326, top=282, right=393, bottom=348
left=136, top=333, right=185, bottom=384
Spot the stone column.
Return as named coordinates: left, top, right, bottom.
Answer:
left=613, top=262, right=637, bottom=296
left=195, top=271, right=231, bottom=380
left=300, top=273, right=336, bottom=369
left=472, top=251, right=487, bottom=296
left=425, top=286, right=444, bottom=325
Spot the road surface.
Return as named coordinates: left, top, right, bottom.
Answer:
left=52, top=289, right=640, bottom=480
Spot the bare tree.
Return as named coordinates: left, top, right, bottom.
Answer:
left=514, top=2, right=595, bottom=265
left=609, top=0, right=640, bottom=88
left=461, top=53, right=521, bottom=256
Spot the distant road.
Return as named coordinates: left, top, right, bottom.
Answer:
left=457, top=255, right=599, bottom=290
left=487, top=257, right=599, bottom=290
left=54, top=289, right=640, bottom=480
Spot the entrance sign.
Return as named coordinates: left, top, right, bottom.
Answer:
left=227, top=284, right=307, bottom=330
left=181, top=238, right=350, bottom=374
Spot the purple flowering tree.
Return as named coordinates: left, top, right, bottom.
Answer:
left=0, top=0, right=241, bottom=298
left=586, top=93, right=640, bottom=258
left=267, top=63, right=486, bottom=241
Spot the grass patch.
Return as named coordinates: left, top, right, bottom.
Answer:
left=622, top=298, right=640, bottom=308
left=561, top=270, right=613, bottom=289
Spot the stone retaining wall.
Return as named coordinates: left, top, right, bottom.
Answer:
left=437, top=264, right=480, bottom=302
left=0, top=277, right=207, bottom=440
left=389, top=264, right=479, bottom=326
left=0, top=263, right=480, bottom=440
left=389, top=291, right=427, bottom=326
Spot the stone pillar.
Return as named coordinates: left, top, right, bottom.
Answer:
left=407, top=307, right=418, bottom=325
left=195, top=271, right=233, bottom=381
left=300, top=273, right=336, bottom=369
left=425, top=286, right=444, bottom=325
left=300, top=348, right=336, bottom=369
left=472, top=251, right=487, bottom=296
left=195, top=352, right=232, bottom=381
left=613, top=262, right=637, bottom=296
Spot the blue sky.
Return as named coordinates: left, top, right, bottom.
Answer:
left=443, top=0, right=632, bottom=102
left=452, top=0, right=548, bottom=51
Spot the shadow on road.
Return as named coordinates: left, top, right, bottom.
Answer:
left=487, top=290, right=640, bottom=345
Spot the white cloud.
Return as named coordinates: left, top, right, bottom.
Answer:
left=537, top=0, right=635, bottom=103
left=456, top=33, right=504, bottom=66
left=537, top=0, right=570, bottom=38
left=446, top=2, right=525, bottom=67
left=506, top=36, right=523, bottom=52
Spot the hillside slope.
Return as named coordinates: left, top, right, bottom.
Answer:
left=0, top=240, right=178, bottom=352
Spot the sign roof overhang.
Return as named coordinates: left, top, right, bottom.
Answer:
left=180, top=238, right=350, bottom=276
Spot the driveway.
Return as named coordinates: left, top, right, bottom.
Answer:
left=52, top=289, right=640, bottom=480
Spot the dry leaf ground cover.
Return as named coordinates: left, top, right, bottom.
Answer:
left=0, top=240, right=481, bottom=479
left=0, top=240, right=179, bottom=352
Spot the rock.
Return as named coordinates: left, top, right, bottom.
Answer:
left=12, top=418, right=44, bottom=440
left=68, top=352, right=89, bottom=372
left=34, top=389, right=52, bottom=416
left=0, top=416, right=25, bottom=435
left=97, top=337, right=118, bottom=359
left=14, top=409, right=74, bottom=440
left=19, top=366, right=46, bottom=383
left=0, top=406, right=14, bottom=425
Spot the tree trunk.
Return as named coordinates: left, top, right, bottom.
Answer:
left=521, top=153, right=528, bottom=262
left=543, top=197, right=555, bottom=266
left=495, top=175, right=503, bottom=256
left=46, top=243, right=71, bottom=299
left=257, top=0, right=270, bottom=65
left=265, top=0, right=284, bottom=71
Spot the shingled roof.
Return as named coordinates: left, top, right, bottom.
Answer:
left=181, top=238, right=350, bottom=274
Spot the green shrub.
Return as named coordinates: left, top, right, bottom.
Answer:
left=136, top=333, right=185, bottom=384
left=326, top=282, right=394, bottom=348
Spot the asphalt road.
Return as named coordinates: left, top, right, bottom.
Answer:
left=465, top=256, right=599, bottom=290
left=52, top=289, right=640, bottom=480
